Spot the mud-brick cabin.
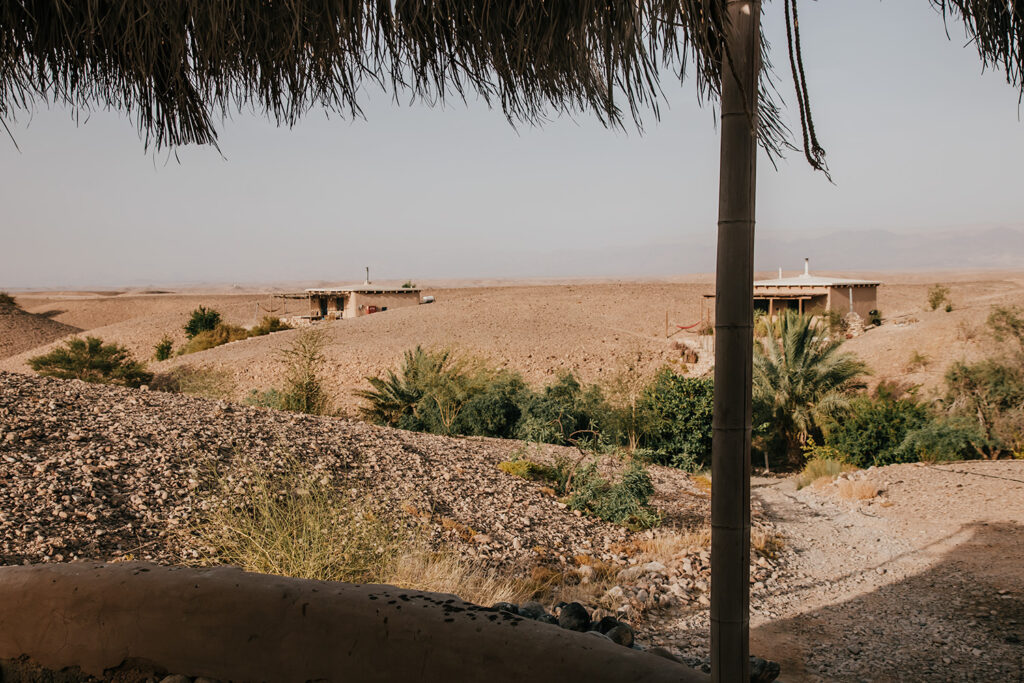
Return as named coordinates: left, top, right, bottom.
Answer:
left=753, top=259, right=880, bottom=318
left=305, top=283, right=422, bottom=320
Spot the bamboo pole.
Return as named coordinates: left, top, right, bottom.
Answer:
left=711, top=1, right=760, bottom=681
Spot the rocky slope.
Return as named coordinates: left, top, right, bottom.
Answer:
left=0, top=304, right=80, bottom=360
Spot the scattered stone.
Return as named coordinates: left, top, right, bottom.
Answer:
left=606, top=624, right=635, bottom=648
left=557, top=602, right=591, bottom=632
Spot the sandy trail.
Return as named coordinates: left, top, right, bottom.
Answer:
left=751, top=462, right=1024, bottom=682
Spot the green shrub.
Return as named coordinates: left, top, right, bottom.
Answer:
left=153, top=335, right=174, bottom=361
left=898, top=417, right=984, bottom=463
left=28, top=337, right=152, bottom=387
left=636, top=370, right=713, bottom=470
left=565, top=460, right=659, bottom=530
left=944, top=358, right=1024, bottom=457
left=245, top=388, right=286, bottom=409
left=513, top=373, right=605, bottom=446
left=185, top=306, right=222, bottom=338
left=927, top=284, right=950, bottom=311
left=250, top=316, right=291, bottom=336
left=824, top=393, right=930, bottom=468
left=944, top=302, right=954, bottom=313
left=177, top=323, right=250, bottom=355
left=456, top=372, right=526, bottom=438
left=497, top=458, right=560, bottom=482
left=402, top=281, right=417, bottom=289
left=0, top=291, right=17, bottom=307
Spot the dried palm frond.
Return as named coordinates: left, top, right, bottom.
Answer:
left=0, top=1, right=754, bottom=149
left=2, top=2, right=1023, bottom=163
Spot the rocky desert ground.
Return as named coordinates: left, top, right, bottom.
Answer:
left=2, top=273, right=1024, bottom=681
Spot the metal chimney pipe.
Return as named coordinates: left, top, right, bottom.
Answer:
left=778, top=267, right=783, bottom=279
left=804, top=258, right=810, bottom=276
left=365, top=266, right=370, bottom=285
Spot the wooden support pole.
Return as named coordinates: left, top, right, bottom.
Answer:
left=711, top=2, right=760, bottom=682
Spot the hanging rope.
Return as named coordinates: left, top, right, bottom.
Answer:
left=784, top=0, right=831, bottom=180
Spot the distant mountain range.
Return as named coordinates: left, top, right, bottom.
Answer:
left=481, top=226, right=1024, bottom=278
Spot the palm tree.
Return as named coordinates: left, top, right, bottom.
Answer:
left=753, top=311, right=868, bottom=464
left=356, top=346, right=452, bottom=428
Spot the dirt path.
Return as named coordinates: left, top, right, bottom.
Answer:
left=751, top=463, right=1024, bottom=682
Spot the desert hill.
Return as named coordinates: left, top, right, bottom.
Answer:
left=3, top=274, right=1024, bottom=412
left=0, top=303, right=81, bottom=360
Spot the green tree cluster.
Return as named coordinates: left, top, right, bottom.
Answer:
left=29, top=337, right=152, bottom=387
left=358, top=346, right=714, bottom=467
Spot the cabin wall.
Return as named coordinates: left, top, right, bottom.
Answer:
left=827, top=286, right=877, bottom=319
left=346, top=291, right=421, bottom=317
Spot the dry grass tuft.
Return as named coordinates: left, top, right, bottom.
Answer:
left=193, top=459, right=527, bottom=608
left=836, top=479, right=882, bottom=501
left=629, top=526, right=711, bottom=561
left=796, top=458, right=857, bottom=489
left=751, top=526, right=784, bottom=558
left=383, top=553, right=530, bottom=606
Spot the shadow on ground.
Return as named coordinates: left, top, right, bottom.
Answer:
left=752, top=521, right=1024, bottom=682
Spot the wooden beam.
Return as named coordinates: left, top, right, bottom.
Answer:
left=711, top=2, right=759, bottom=681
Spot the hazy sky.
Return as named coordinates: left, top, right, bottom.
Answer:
left=3, top=2, right=1024, bottom=289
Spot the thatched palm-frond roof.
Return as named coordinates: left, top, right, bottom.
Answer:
left=1, top=1, right=1023, bottom=155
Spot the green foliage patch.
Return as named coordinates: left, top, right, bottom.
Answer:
left=29, top=336, right=152, bottom=387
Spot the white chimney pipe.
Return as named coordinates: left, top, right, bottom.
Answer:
left=365, top=266, right=370, bottom=285
left=804, top=258, right=810, bottom=276
left=778, top=267, right=783, bottom=279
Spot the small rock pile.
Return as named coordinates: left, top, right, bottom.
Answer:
left=604, top=555, right=711, bottom=615
left=491, top=600, right=781, bottom=682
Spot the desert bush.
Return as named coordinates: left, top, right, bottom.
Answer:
left=635, top=371, right=713, bottom=471
left=177, top=323, right=250, bottom=355
left=402, top=280, right=417, bottom=289
left=195, top=460, right=409, bottom=582
left=905, top=350, right=930, bottom=372
left=926, top=284, right=951, bottom=311
left=836, top=479, right=881, bottom=501
left=196, top=459, right=532, bottom=606
left=276, top=329, right=331, bottom=415
left=184, top=306, right=222, bottom=338
left=565, top=460, right=659, bottom=530
left=795, top=456, right=856, bottom=490
left=944, top=302, right=954, bottom=313
left=987, top=305, right=1024, bottom=352
left=245, top=388, right=286, bottom=409
left=28, top=337, right=152, bottom=387
left=153, top=335, right=174, bottom=361
left=753, top=311, right=868, bottom=466
left=150, top=365, right=234, bottom=399
left=0, top=291, right=17, bottom=307
left=944, top=358, right=1024, bottom=458
left=823, top=393, right=930, bottom=468
left=249, top=316, right=291, bottom=336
